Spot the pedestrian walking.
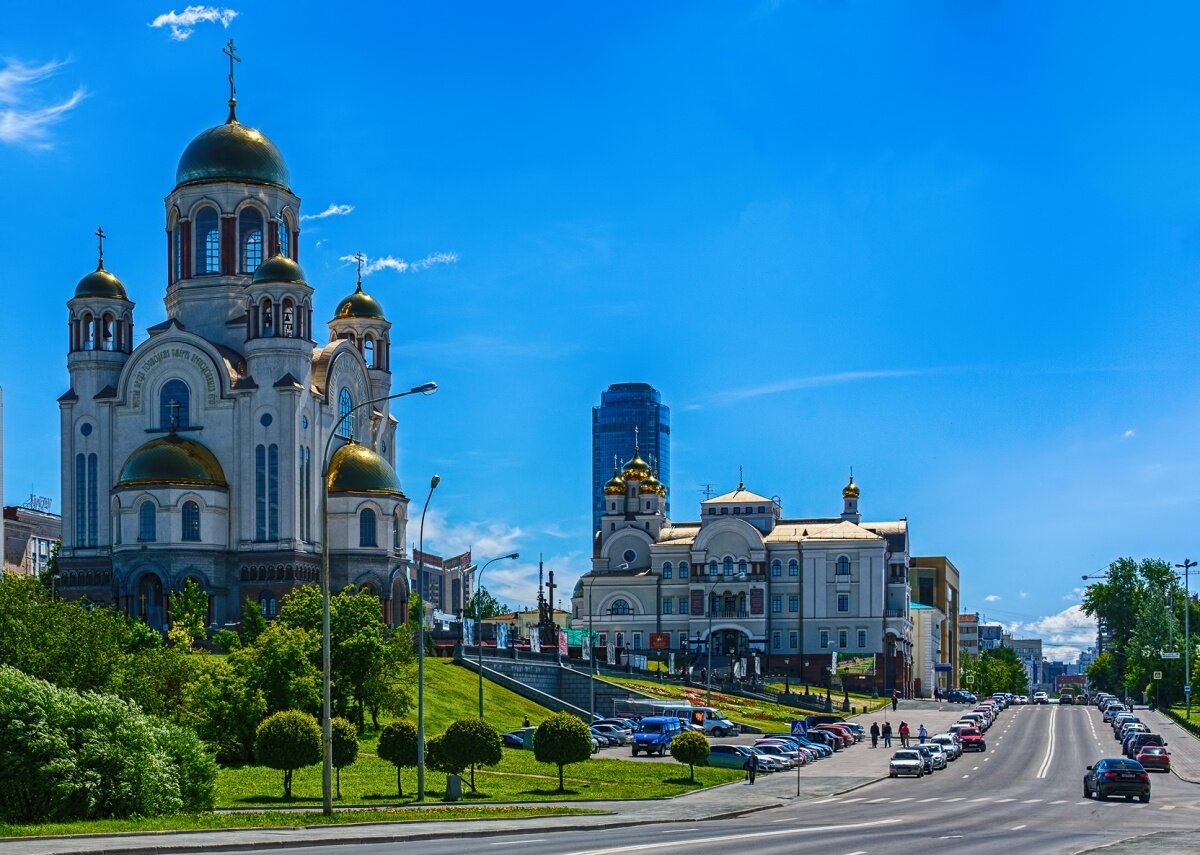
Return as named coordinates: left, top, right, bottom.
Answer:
left=899, top=721, right=910, bottom=748
left=745, top=749, right=759, bottom=784
left=918, top=724, right=928, bottom=744
left=882, top=721, right=892, bottom=747
left=869, top=721, right=880, bottom=749
left=891, top=688, right=899, bottom=712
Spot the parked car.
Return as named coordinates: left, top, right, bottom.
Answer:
left=747, top=746, right=784, bottom=772
left=889, top=749, right=925, bottom=778
left=1033, top=692, right=1049, bottom=705
left=1137, top=746, right=1171, bottom=773
left=1118, top=722, right=1149, bottom=745
left=916, top=743, right=946, bottom=771
left=757, top=738, right=814, bottom=764
left=816, top=723, right=855, bottom=747
left=959, top=727, right=986, bottom=752
left=707, top=743, right=753, bottom=769
left=844, top=723, right=867, bottom=742
left=930, top=733, right=961, bottom=760
left=590, top=727, right=615, bottom=747
left=501, top=732, right=524, bottom=749
left=1084, top=757, right=1151, bottom=802
left=630, top=716, right=683, bottom=757
left=1103, top=704, right=1128, bottom=723
left=1125, top=733, right=1167, bottom=758
left=592, top=724, right=630, bottom=745
left=946, top=690, right=977, bottom=704
left=753, top=743, right=797, bottom=768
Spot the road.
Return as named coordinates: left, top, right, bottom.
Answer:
left=259, top=703, right=1200, bottom=855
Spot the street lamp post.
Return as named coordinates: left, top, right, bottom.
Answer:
left=476, top=552, right=520, bottom=719
left=415, top=474, right=440, bottom=802
left=706, top=570, right=746, bottom=708
left=319, top=381, right=437, bottom=816
left=1177, top=559, right=1197, bottom=718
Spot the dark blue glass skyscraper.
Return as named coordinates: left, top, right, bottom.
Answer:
left=592, top=382, right=670, bottom=534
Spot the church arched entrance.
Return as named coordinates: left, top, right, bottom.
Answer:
left=707, top=628, right=750, bottom=661
left=136, top=573, right=166, bottom=630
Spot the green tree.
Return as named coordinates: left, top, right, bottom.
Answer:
left=439, top=718, right=504, bottom=792
left=167, top=579, right=210, bottom=649
left=669, top=730, right=710, bottom=782
left=362, top=629, right=415, bottom=729
left=468, top=586, right=510, bottom=620
left=240, top=596, right=267, bottom=644
left=212, top=628, right=242, bottom=653
left=254, top=710, right=322, bottom=799
left=235, top=622, right=322, bottom=716
left=184, top=658, right=268, bottom=763
left=533, top=712, right=592, bottom=792
left=331, top=717, right=359, bottom=799
left=110, top=643, right=204, bottom=722
left=377, top=719, right=419, bottom=797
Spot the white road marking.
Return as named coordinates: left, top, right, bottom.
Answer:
left=1133, top=805, right=1148, bottom=809
left=811, top=798, right=838, bottom=804
left=492, top=841, right=546, bottom=846
left=919, top=797, right=940, bottom=802
left=1161, top=805, right=1176, bottom=811
left=1049, top=800, right=1067, bottom=804
left=557, top=819, right=906, bottom=855
left=844, top=851, right=867, bottom=855
left=945, top=797, right=966, bottom=802
left=842, top=797, right=866, bottom=803
left=892, top=797, right=913, bottom=803
left=970, top=797, right=990, bottom=802
left=866, top=797, right=890, bottom=803
left=1035, top=705, right=1058, bottom=778
left=996, top=798, right=1016, bottom=803
left=1076, top=801, right=1089, bottom=805
left=1011, top=824, right=1027, bottom=831
left=961, top=774, right=969, bottom=779
left=1022, top=798, right=1042, bottom=803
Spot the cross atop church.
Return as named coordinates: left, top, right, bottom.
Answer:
left=223, top=38, right=241, bottom=120
left=95, top=226, right=106, bottom=267
left=354, top=251, right=366, bottom=288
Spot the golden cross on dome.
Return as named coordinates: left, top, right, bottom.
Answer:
left=94, top=226, right=106, bottom=266
left=354, top=251, right=366, bottom=288
left=223, top=38, right=241, bottom=120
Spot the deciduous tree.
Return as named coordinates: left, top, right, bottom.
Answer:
left=533, top=712, right=592, bottom=792
left=254, top=710, right=322, bottom=799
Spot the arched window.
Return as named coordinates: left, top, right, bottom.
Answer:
left=239, top=208, right=264, bottom=273
left=138, top=501, right=156, bottom=542
left=282, top=298, right=295, bottom=338
left=772, top=559, right=782, bottom=577
left=836, top=556, right=851, bottom=576
left=100, top=313, right=115, bottom=351
left=278, top=216, right=291, bottom=258
left=173, top=222, right=183, bottom=281
left=789, top=559, right=799, bottom=577
left=363, top=336, right=375, bottom=368
left=338, top=389, right=354, bottom=439
left=259, top=592, right=277, bottom=617
left=708, top=560, right=717, bottom=577
left=610, top=598, right=631, bottom=615
left=255, top=445, right=279, bottom=541
left=738, top=559, right=748, bottom=576
left=194, top=206, right=220, bottom=275
left=661, top=561, right=672, bottom=579
left=723, top=557, right=733, bottom=576
left=359, top=508, right=377, bottom=547
left=261, top=298, right=274, bottom=336
left=159, top=379, right=190, bottom=429
left=80, top=313, right=94, bottom=350
left=679, top=561, right=689, bottom=579
left=393, top=508, right=403, bottom=548
left=182, top=501, right=200, bottom=541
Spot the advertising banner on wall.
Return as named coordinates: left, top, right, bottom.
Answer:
left=530, top=627, right=541, bottom=654
left=558, top=630, right=568, bottom=656
left=497, top=623, right=508, bottom=650
left=649, top=632, right=670, bottom=650
left=582, top=634, right=591, bottom=661
left=606, top=639, right=616, bottom=665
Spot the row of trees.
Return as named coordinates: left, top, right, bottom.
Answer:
left=958, top=646, right=1029, bottom=696
left=1081, top=557, right=1200, bottom=704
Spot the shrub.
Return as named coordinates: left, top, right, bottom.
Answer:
left=331, top=717, right=359, bottom=799
left=376, top=719, right=419, bottom=796
left=439, top=718, right=504, bottom=791
left=0, top=665, right=216, bottom=823
left=212, top=628, right=242, bottom=653
left=254, top=710, right=322, bottom=798
left=533, top=712, right=592, bottom=792
left=184, top=660, right=267, bottom=763
left=669, top=730, right=710, bottom=782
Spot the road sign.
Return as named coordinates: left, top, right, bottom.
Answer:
left=965, top=675, right=975, bottom=684
left=1153, top=671, right=1163, bottom=680
left=1162, top=652, right=1181, bottom=659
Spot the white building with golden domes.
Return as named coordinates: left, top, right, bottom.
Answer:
left=56, top=75, right=419, bottom=629
left=574, top=457, right=916, bottom=694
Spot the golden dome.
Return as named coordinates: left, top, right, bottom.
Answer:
left=327, top=442, right=405, bottom=495
left=117, top=434, right=227, bottom=489
left=603, top=464, right=626, bottom=495
left=843, top=476, right=860, bottom=499
left=640, top=471, right=666, bottom=496
left=252, top=252, right=307, bottom=285
left=74, top=262, right=128, bottom=300
left=333, top=283, right=385, bottom=321
left=622, top=450, right=651, bottom=482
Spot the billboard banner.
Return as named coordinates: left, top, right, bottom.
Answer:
left=649, top=632, right=670, bottom=650
left=558, top=630, right=568, bottom=656
left=530, top=627, right=541, bottom=654
left=444, top=550, right=473, bottom=572
left=496, top=623, right=508, bottom=650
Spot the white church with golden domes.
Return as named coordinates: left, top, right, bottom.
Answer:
left=574, top=447, right=917, bottom=694
left=56, top=55, right=419, bottom=629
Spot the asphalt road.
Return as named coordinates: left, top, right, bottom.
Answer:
left=259, top=703, right=1200, bottom=855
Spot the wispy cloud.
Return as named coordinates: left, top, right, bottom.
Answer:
left=301, top=203, right=354, bottom=222
left=700, top=369, right=942, bottom=407
left=1123, top=429, right=1136, bottom=439
left=149, top=6, right=238, bottom=41
left=1006, top=604, right=1097, bottom=652
left=983, top=594, right=1001, bottom=603
left=339, top=252, right=458, bottom=276
left=0, top=59, right=85, bottom=149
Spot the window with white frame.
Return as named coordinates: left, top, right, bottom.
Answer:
left=678, top=632, right=688, bottom=649
left=663, top=598, right=673, bottom=614
left=836, top=555, right=851, bottom=576
left=839, top=629, right=848, bottom=648
left=820, top=629, right=830, bottom=649
left=598, top=632, right=607, bottom=646
left=679, top=562, right=689, bottom=579
left=662, top=561, right=672, bottom=579
left=789, top=631, right=798, bottom=649
left=837, top=593, right=849, bottom=613
left=723, top=557, right=733, bottom=576
left=789, top=559, right=799, bottom=577
left=788, top=594, right=798, bottom=613
left=858, top=629, right=867, bottom=648
left=771, top=595, right=782, bottom=614
left=632, top=631, right=642, bottom=650
left=771, top=559, right=781, bottom=577
left=610, top=598, right=632, bottom=615
left=772, top=631, right=782, bottom=650
left=679, top=596, right=689, bottom=614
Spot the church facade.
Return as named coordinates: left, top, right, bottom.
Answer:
left=573, top=450, right=915, bottom=693
left=57, top=76, right=417, bottom=629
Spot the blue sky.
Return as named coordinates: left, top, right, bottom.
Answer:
left=4, top=2, right=1200, bottom=661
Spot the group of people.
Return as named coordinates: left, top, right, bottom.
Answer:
left=869, top=720, right=928, bottom=749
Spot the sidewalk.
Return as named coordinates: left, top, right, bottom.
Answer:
left=1135, top=707, right=1200, bottom=785
left=0, top=700, right=972, bottom=855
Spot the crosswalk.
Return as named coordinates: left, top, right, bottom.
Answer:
left=809, top=794, right=1185, bottom=811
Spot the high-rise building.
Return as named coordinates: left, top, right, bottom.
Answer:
left=591, top=383, right=670, bottom=534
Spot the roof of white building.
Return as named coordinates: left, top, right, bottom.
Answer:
left=701, top=487, right=775, bottom=505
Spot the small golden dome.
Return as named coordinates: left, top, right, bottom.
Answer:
left=333, top=282, right=385, bottom=321
left=640, top=471, right=666, bottom=495
left=327, top=442, right=405, bottom=495
left=74, top=263, right=128, bottom=300
left=603, top=465, right=626, bottom=495
left=622, top=451, right=651, bottom=482
left=843, top=476, right=859, bottom=499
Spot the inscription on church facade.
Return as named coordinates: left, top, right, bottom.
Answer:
left=129, top=347, right=219, bottom=407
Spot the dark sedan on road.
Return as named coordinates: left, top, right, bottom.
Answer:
left=1084, top=757, right=1151, bottom=802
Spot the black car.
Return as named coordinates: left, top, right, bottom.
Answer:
left=946, top=690, right=977, bottom=704
left=1084, top=758, right=1151, bottom=802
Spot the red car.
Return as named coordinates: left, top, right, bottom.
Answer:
left=1137, top=746, right=1171, bottom=772
left=959, top=727, right=986, bottom=752
left=815, top=724, right=853, bottom=747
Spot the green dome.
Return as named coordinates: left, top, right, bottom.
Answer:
left=117, top=434, right=227, bottom=489
left=176, top=119, right=290, bottom=189
left=333, top=283, right=385, bottom=321
left=252, top=252, right=307, bottom=285
left=327, top=442, right=404, bottom=495
left=74, top=263, right=127, bottom=300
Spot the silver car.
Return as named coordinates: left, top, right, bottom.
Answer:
left=889, top=749, right=925, bottom=778
left=922, top=742, right=948, bottom=770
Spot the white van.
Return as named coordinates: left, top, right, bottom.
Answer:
left=661, top=705, right=741, bottom=737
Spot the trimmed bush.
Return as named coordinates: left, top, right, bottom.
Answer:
left=331, top=717, right=359, bottom=799
left=0, top=665, right=216, bottom=823
left=254, top=710, right=322, bottom=799
left=669, top=730, right=710, bottom=782
left=439, top=718, right=504, bottom=792
left=533, top=712, right=592, bottom=792
left=376, top=719, right=419, bottom=797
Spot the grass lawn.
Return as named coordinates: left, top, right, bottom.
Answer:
left=219, top=747, right=742, bottom=807
left=1167, top=704, right=1200, bottom=726
left=597, top=676, right=882, bottom=729
left=0, top=806, right=604, bottom=839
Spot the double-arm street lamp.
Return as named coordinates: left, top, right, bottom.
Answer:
left=706, top=570, right=747, bottom=708
left=476, top=552, right=520, bottom=719
left=320, top=380, right=437, bottom=816
left=1177, top=559, right=1197, bottom=718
